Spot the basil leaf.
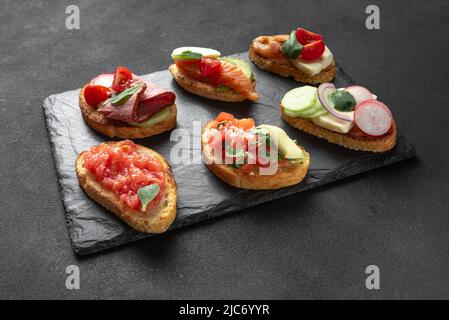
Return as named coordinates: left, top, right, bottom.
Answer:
left=172, top=50, right=202, bottom=61
left=216, top=85, right=230, bottom=92
left=282, top=30, right=303, bottom=59
left=137, top=184, right=160, bottom=211
left=110, top=82, right=144, bottom=106
left=330, top=91, right=357, bottom=112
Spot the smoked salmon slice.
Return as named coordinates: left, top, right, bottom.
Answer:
left=219, top=61, right=258, bottom=101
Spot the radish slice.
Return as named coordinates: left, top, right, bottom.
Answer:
left=317, top=83, right=353, bottom=122
left=354, top=99, right=392, bottom=136
left=90, top=73, right=114, bottom=87
left=344, top=85, right=373, bottom=105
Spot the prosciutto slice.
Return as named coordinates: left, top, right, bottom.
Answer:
left=99, top=81, right=176, bottom=123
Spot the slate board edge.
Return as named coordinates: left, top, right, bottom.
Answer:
left=42, top=95, right=81, bottom=255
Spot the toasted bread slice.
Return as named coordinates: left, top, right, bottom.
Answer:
left=169, top=64, right=256, bottom=102
left=79, top=85, right=177, bottom=139
left=201, top=121, right=310, bottom=190
left=76, top=142, right=177, bottom=233
left=280, top=106, right=397, bottom=153
left=248, top=44, right=336, bottom=84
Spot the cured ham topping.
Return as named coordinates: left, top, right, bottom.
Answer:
left=82, top=140, right=165, bottom=211
left=86, top=67, right=176, bottom=123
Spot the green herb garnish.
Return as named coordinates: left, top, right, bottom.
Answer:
left=216, top=85, right=231, bottom=92
left=137, top=184, right=160, bottom=211
left=172, top=50, right=202, bottom=61
left=282, top=30, right=303, bottom=59
left=110, top=82, right=144, bottom=106
left=330, top=91, right=356, bottom=112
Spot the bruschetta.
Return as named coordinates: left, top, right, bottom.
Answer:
left=249, top=27, right=336, bottom=84
left=202, top=112, right=310, bottom=189
left=169, top=47, right=258, bottom=102
left=79, top=66, right=177, bottom=139
left=76, top=140, right=177, bottom=233
left=280, top=84, right=397, bottom=152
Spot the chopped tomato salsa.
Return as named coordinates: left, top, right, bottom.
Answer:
left=82, top=140, right=165, bottom=211
left=206, top=113, right=283, bottom=174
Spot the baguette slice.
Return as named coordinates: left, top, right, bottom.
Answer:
left=248, top=43, right=336, bottom=84
left=169, top=64, right=255, bottom=102
left=76, top=142, right=177, bottom=233
left=280, top=106, right=397, bottom=153
left=79, top=85, right=177, bottom=139
left=201, top=121, right=310, bottom=190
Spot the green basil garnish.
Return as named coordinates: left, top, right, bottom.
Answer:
left=110, top=82, right=144, bottom=106
left=137, top=184, right=160, bottom=211
left=282, top=30, right=303, bottom=59
left=330, top=91, right=357, bottom=112
left=172, top=50, right=202, bottom=61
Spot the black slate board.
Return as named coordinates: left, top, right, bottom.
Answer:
left=42, top=53, right=415, bottom=255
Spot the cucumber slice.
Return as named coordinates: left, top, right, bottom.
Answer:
left=281, top=86, right=317, bottom=113
left=297, top=100, right=327, bottom=118
left=128, top=107, right=172, bottom=127
left=284, top=99, right=328, bottom=119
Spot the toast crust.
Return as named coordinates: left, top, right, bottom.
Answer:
left=79, top=85, right=177, bottom=139
left=280, top=106, right=397, bottom=153
left=75, top=142, right=177, bottom=233
left=248, top=44, right=336, bottom=84
left=201, top=121, right=310, bottom=190
left=169, top=64, right=255, bottom=102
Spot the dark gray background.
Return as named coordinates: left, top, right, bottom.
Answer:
left=0, top=0, right=448, bottom=299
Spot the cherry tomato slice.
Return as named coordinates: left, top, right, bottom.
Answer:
left=84, top=84, right=112, bottom=107
left=112, top=66, right=133, bottom=92
left=295, top=28, right=323, bottom=45
left=200, top=58, right=222, bottom=85
left=300, top=40, right=325, bottom=61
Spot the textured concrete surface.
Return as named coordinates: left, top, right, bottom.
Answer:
left=0, top=0, right=448, bottom=299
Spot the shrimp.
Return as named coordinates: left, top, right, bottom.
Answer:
left=252, top=35, right=290, bottom=64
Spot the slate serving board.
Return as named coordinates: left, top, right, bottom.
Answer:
left=43, top=53, right=415, bottom=255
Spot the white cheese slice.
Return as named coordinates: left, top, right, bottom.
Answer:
left=290, top=46, right=334, bottom=76
left=312, top=113, right=354, bottom=134
left=171, top=47, right=221, bottom=59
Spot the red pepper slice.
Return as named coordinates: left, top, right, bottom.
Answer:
left=199, top=58, right=222, bottom=85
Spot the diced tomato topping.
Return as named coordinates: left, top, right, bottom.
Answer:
left=207, top=113, right=288, bottom=174
left=238, top=163, right=256, bottom=174
left=112, top=66, right=133, bottom=92
left=236, top=118, right=255, bottom=130
left=295, top=28, right=323, bottom=45
left=82, top=140, right=165, bottom=211
left=84, top=84, right=111, bottom=107
left=215, top=112, right=235, bottom=123
left=199, top=58, right=222, bottom=85
left=300, top=39, right=325, bottom=61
